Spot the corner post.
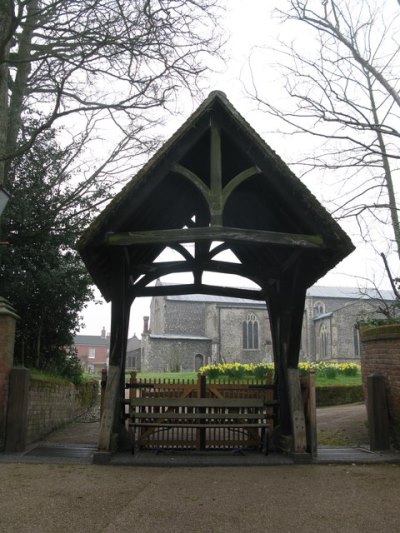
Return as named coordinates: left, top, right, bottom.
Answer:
left=0, top=297, right=19, bottom=451
left=98, top=257, right=131, bottom=452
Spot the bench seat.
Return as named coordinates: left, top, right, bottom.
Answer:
left=129, top=397, right=275, bottom=455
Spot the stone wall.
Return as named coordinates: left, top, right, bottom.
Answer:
left=141, top=335, right=211, bottom=372
left=360, top=324, right=400, bottom=448
left=219, top=306, right=272, bottom=364
left=164, top=301, right=206, bottom=336
left=6, top=369, right=98, bottom=451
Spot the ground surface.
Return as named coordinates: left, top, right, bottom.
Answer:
left=1, top=403, right=399, bottom=533
left=1, top=463, right=399, bottom=532
left=316, top=403, right=369, bottom=447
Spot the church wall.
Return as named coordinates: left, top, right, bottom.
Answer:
left=145, top=293, right=393, bottom=369
left=333, top=302, right=377, bottom=360
left=164, top=301, right=206, bottom=336
left=219, top=306, right=272, bottom=364
left=150, top=296, right=166, bottom=335
left=141, top=334, right=211, bottom=372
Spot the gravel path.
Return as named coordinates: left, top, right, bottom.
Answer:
left=0, top=463, right=399, bottom=532
left=1, top=403, right=399, bottom=532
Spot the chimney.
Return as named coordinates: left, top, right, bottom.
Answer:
left=143, top=316, right=149, bottom=335
left=101, top=326, right=106, bottom=339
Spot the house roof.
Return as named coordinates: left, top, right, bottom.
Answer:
left=77, top=91, right=354, bottom=303
left=74, top=335, right=109, bottom=346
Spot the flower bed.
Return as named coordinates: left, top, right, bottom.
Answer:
left=199, top=361, right=360, bottom=380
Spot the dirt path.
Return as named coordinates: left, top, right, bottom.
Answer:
left=317, top=403, right=369, bottom=447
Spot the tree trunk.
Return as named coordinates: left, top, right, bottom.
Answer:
left=0, top=0, right=14, bottom=185
left=368, top=74, right=400, bottom=262
left=5, top=0, right=39, bottom=183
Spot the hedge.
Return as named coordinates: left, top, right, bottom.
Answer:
left=316, top=384, right=364, bottom=407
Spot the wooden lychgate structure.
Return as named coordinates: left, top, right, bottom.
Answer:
left=77, top=91, right=354, bottom=456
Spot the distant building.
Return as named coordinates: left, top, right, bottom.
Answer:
left=73, top=328, right=141, bottom=374
left=140, top=283, right=395, bottom=372
left=126, top=334, right=141, bottom=370
left=73, top=327, right=109, bottom=374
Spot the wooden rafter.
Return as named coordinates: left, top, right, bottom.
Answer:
left=129, top=259, right=269, bottom=288
left=130, top=282, right=265, bottom=300
left=105, top=226, right=324, bottom=249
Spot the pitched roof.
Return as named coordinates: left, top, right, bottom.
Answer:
left=127, top=335, right=141, bottom=352
left=74, top=335, right=109, bottom=346
left=165, top=285, right=395, bottom=304
left=77, top=91, right=354, bottom=302
left=307, top=286, right=395, bottom=301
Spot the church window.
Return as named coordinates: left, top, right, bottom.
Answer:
left=243, top=313, right=259, bottom=350
left=353, top=327, right=360, bottom=356
left=319, top=325, right=328, bottom=358
left=314, top=302, right=325, bottom=316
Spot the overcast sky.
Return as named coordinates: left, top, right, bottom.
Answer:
left=78, top=0, right=396, bottom=338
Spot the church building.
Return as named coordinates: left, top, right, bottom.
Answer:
left=140, top=283, right=394, bottom=372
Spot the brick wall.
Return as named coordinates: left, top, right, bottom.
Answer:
left=26, top=376, right=98, bottom=445
left=360, top=324, right=400, bottom=448
left=0, top=304, right=18, bottom=451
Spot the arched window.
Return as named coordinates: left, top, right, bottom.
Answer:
left=319, top=325, right=328, bottom=359
left=243, top=313, right=259, bottom=350
left=353, top=327, right=360, bottom=356
left=314, top=301, right=325, bottom=316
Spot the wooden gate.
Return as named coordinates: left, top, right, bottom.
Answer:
left=125, top=372, right=276, bottom=452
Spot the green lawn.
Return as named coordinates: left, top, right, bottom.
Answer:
left=133, top=371, right=362, bottom=387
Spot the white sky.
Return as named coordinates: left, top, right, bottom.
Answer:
left=78, top=0, right=396, bottom=338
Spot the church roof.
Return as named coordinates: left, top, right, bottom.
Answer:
left=307, top=286, right=395, bottom=301
left=126, top=335, right=141, bottom=352
left=166, top=292, right=266, bottom=306
left=149, top=334, right=211, bottom=341
left=166, top=285, right=395, bottom=304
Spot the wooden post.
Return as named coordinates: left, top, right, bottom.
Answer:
left=287, top=368, right=307, bottom=453
left=98, top=257, right=130, bottom=452
left=305, top=370, right=317, bottom=456
left=196, top=373, right=207, bottom=450
left=100, top=368, right=107, bottom=419
left=5, top=367, right=29, bottom=452
left=367, top=374, right=390, bottom=450
left=130, top=371, right=137, bottom=401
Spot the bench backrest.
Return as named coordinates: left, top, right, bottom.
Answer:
left=130, top=397, right=265, bottom=408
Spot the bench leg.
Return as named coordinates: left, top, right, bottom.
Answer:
left=129, top=424, right=136, bottom=455
left=261, top=427, right=269, bottom=456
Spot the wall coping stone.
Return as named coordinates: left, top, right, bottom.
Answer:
left=360, top=323, right=400, bottom=342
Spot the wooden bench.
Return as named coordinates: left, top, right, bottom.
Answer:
left=128, top=397, right=276, bottom=455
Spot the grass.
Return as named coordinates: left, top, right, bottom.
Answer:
left=313, top=374, right=361, bottom=387
left=133, top=371, right=362, bottom=387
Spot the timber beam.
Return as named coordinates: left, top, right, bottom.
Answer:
left=130, top=283, right=265, bottom=301
left=105, top=226, right=325, bottom=249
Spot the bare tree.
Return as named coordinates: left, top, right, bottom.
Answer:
left=0, top=0, right=222, bottom=189
left=248, top=0, right=400, bottom=264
